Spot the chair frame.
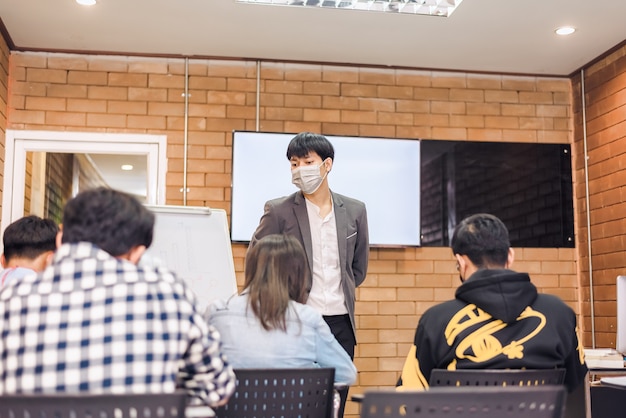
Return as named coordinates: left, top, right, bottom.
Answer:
left=360, top=386, right=567, bottom=418
left=0, top=392, right=187, bottom=418
left=213, top=367, right=335, bottom=418
left=428, top=368, right=566, bottom=388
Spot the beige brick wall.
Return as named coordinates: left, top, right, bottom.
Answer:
left=5, top=52, right=581, bottom=417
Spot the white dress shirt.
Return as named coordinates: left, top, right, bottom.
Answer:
left=304, top=198, right=347, bottom=315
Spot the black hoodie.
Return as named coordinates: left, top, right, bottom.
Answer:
left=398, top=269, right=588, bottom=392
left=456, top=269, right=537, bottom=323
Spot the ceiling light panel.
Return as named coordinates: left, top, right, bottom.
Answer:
left=236, top=0, right=464, bottom=17
left=555, top=26, right=576, bottom=36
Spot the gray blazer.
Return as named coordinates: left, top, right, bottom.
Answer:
left=248, top=191, right=369, bottom=340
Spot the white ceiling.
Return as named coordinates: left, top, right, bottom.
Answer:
left=1, top=0, right=625, bottom=76
left=86, top=154, right=148, bottom=199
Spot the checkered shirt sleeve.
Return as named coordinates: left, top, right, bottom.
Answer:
left=0, top=242, right=236, bottom=407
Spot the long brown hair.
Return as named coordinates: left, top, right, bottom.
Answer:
left=244, top=234, right=309, bottom=331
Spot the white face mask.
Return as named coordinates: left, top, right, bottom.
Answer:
left=291, top=160, right=328, bottom=194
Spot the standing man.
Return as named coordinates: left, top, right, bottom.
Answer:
left=397, top=213, right=587, bottom=393
left=249, top=132, right=369, bottom=416
left=0, top=187, right=236, bottom=407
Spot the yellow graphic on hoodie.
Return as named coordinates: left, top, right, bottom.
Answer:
left=445, top=304, right=546, bottom=363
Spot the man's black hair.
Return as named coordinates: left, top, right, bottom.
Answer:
left=286, top=132, right=335, bottom=162
left=450, top=213, right=510, bottom=268
left=61, top=187, right=154, bottom=256
left=2, top=215, right=58, bottom=261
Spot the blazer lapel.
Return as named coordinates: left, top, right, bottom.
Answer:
left=333, top=192, right=348, bottom=272
left=293, top=192, right=314, bottom=275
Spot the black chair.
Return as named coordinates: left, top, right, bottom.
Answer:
left=429, top=368, right=566, bottom=388
left=213, top=368, right=335, bottom=418
left=360, top=386, right=567, bottom=418
left=0, top=392, right=187, bottom=418
left=428, top=368, right=587, bottom=418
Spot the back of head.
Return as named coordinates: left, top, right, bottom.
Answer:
left=2, top=215, right=58, bottom=261
left=451, top=213, right=510, bottom=268
left=61, top=187, right=154, bottom=256
left=286, top=132, right=335, bottom=161
left=244, top=234, right=310, bottom=331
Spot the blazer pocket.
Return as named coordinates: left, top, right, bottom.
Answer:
left=346, top=231, right=357, bottom=240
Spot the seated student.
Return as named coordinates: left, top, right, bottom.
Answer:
left=397, top=213, right=588, bottom=393
left=0, top=187, right=236, bottom=407
left=1, top=215, right=58, bottom=286
left=207, top=234, right=357, bottom=385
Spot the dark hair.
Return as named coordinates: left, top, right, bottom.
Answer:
left=244, top=234, right=310, bottom=331
left=450, top=213, right=510, bottom=268
left=2, top=215, right=58, bottom=261
left=286, top=132, right=335, bottom=162
left=61, top=187, right=154, bottom=256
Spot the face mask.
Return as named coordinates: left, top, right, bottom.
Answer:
left=291, top=160, right=328, bottom=194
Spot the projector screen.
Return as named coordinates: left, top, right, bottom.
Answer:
left=231, top=131, right=421, bottom=247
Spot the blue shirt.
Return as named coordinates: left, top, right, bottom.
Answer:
left=0, top=267, right=36, bottom=286
left=206, top=293, right=357, bottom=385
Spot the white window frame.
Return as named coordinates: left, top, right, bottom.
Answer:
left=2, top=129, right=167, bottom=234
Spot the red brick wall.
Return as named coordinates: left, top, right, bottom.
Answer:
left=5, top=52, right=581, bottom=417
left=572, top=44, right=626, bottom=349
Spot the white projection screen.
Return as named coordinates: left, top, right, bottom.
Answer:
left=230, top=131, right=421, bottom=247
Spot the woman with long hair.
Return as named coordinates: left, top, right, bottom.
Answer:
left=206, top=234, right=356, bottom=384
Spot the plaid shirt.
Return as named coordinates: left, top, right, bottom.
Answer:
left=0, top=242, right=235, bottom=406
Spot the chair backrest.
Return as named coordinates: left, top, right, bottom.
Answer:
left=429, top=368, right=566, bottom=388
left=360, top=386, right=567, bottom=418
left=213, top=368, right=335, bottom=418
left=0, top=392, right=187, bottom=418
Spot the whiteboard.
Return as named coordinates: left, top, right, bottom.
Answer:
left=141, top=205, right=238, bottom=311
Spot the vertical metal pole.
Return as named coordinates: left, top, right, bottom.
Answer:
left=256, top=61, right=261, bottom=132
left=581, top=68, right=595, bottom=348
left=183, top=57, right=189, bottom=205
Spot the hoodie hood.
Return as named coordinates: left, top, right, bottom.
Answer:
left=455, top=269, right=538, bottom=324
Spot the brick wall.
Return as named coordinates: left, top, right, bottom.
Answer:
left=5, top=52, right=581, bottom=417
left=0, top=34, right=8, bottom=207
left=572, top=44, right=626, bottom=349
left=44, top=152, right=73, bottom=224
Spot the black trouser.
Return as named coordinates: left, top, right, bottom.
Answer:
left=323, top=314, right=356, bottom=418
